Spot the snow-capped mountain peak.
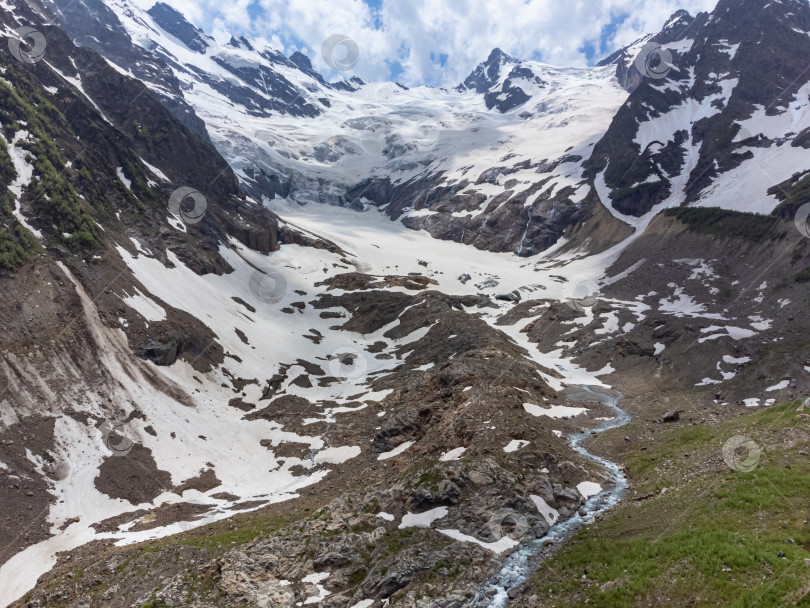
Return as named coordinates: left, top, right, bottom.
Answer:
left=589, top=0, right=810, bottom=223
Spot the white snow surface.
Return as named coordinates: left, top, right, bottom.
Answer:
left=439, top=447, right=467, bottom=462
left=378, top=441, right=415, bottom=461
left=530, top=494, right=560, bottom=526
left=399, top=507, right=449, bottom=529
left=577, top=481, right=603, bottom=499
left=523, top=403, right=587, bottom=419
left=436, top=528, right=520, bottom=554
left=503, top=440, right=530, bottom=453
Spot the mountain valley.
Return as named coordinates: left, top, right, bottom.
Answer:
left=0, top=0, right=809, bottom=606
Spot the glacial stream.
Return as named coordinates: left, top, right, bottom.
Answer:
left=468, top=386, right=631, bottom=607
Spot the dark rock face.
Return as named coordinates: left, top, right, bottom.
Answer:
left=483, top=64, right=545, bottom=112
left=372, top=402, right=449, bottom=454
left=346, top=177, right=394, bottom=206
left=366, top=159, right=589, bottom=257
left=135, top=338, right=182, bottom=366
left=288, top=50, right=328, bottom=84
left=458, top=48, right=519, bottom=94
left=147, top=2, right=211, bottom=53
left=209, top=54, right=322, bottom=118
left=44, top=0, right=326, bottom=120
left=458, top=48, right=541, bottom=113
left=587, top=0, right=810, bottom=217
left=42, top=0, right=211, bottom=139
left=484, top=80, right=531, bottom=113
left=241, top=166, right=292, bottom=202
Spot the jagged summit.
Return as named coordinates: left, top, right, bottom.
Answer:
left=662, top=8, right=694, bottom=32
left=147, top=2, right=211, bottom=53
left=227, top=35, right=254, bottom=51
left=457, top=46, right=520, bottom=94
left=485, top=46, right=517, bottom=64
left=588, top=0, right=810, bottom=217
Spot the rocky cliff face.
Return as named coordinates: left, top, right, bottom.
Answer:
left=0, top=0, right=323, bottom=590
left=588, top=0, right=810, bottom=219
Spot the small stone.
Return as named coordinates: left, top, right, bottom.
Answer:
left=662, top=410, right=680, bottom=423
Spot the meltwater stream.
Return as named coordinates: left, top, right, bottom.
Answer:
left=468, top=386, right=631, bottom=607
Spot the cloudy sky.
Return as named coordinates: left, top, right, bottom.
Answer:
left=153, top=0, right=719, bottom=86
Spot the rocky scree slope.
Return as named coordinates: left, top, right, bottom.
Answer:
left=0, top=0, right=327, bottom=595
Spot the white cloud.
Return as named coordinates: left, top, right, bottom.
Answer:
left=154, top=0, right=719, bottom=85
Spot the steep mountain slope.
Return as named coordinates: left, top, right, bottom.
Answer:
left=0, top=0, right=343, bottom=599
left=589, top=0, right=810, bottom=222
left=40, top=0, right=632, bottom=257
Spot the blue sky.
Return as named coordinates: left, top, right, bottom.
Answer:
left=164, top=0, right=718, bottom=86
